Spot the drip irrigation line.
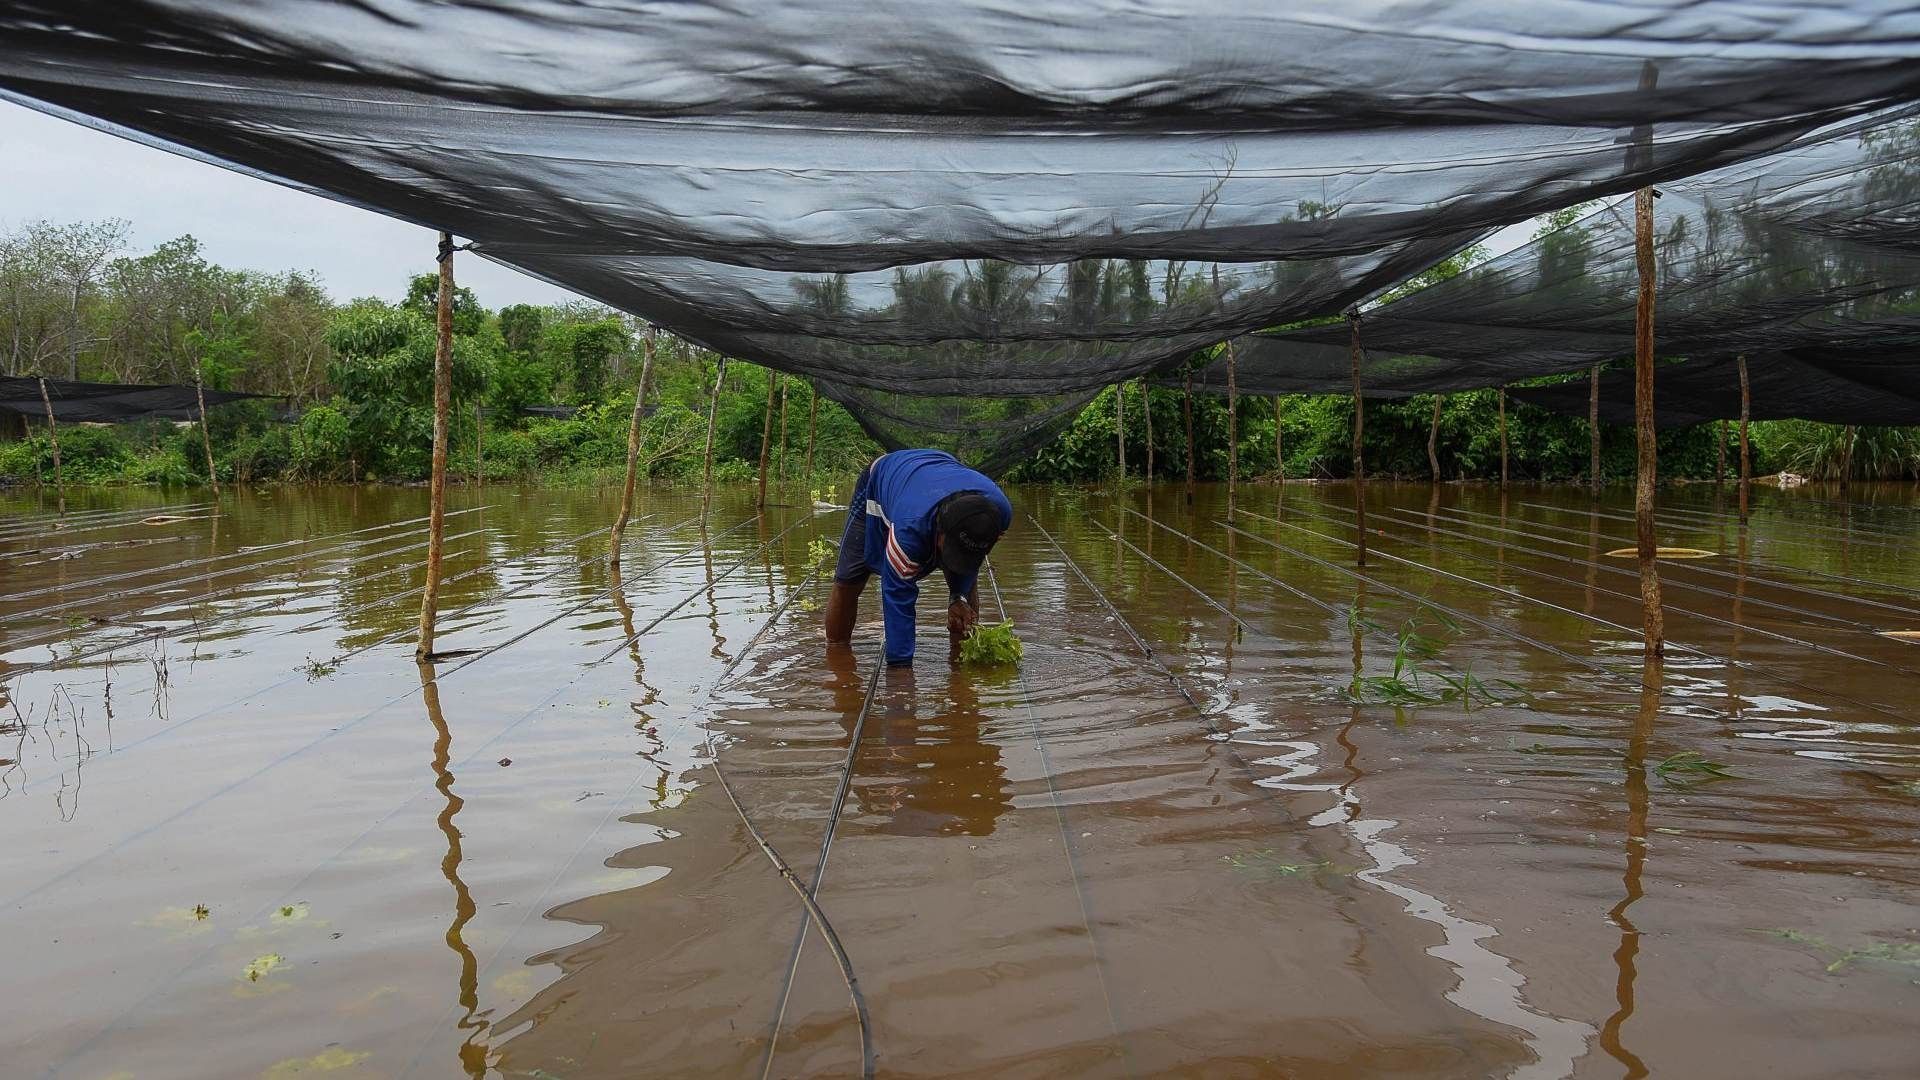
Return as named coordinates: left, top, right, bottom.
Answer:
left=1654, top=499, right=1920, bottom=545
left=1434, top=501, right=1920, bottom=611
left=1, top=505, right=491, bottom=610
left=1, top=532, right=186, bottom=563
left=1248, top=503, right=1916, bottom=724
left=0, top=509, right=223, bottom=552
left=1083, top=518, right=1253, bottom=637
left=1399, top=504, right=1914, bottom=631
left=2, top=510, right=788, bottom=913
left=1522, top=498, right=1914, bottom=556
left=58, top=521, right=840, bottom=1080
left=1, top=526, right=494, bottom=675
left=0, top=501, right=215, bottom=541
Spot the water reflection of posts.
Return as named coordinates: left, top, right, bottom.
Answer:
left=416, top=661, right=486, bottom=1078
left=416, top=232, right=457, bottom=662
left=610, top=326, right=656, bottom=564
left=1600, top=657, right=1658, bottom=1080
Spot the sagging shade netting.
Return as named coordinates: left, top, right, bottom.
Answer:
left=0, top=376, right=265, bottom=424
left=1199, top=101, right=1920, bottom=411
left=7, top=1, right=1920, bottom=467
left=1511, top=351, right=1920, bottom=430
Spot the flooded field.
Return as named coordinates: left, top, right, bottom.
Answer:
left=3, top=480, right=1918, bottom=1079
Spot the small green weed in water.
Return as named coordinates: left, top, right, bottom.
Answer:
left=244, top=953, right=286, bottom=982
left=193, top=903, right=210, bottom=920
left=958, top=621, right=1023, bottom=667
left=300, top=656, right=340, bottom=681
left=1653, top=751, right=1735, bottom=786
left=1756, top=928, right=1920, bottom=975
left=1339, top=608, right=1518, bottom=711
left=806, top=537, right=835, bottom=564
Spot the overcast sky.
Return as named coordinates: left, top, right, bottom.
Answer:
left=0, top=99, right=583, bottom=308
left=2, top=96, right=1543, bottom=312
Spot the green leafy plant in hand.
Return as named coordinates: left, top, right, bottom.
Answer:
left=958, top=620, right=1023, bottom=667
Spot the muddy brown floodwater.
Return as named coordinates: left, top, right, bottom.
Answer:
left=2, top=481, right=1918, bottom=1079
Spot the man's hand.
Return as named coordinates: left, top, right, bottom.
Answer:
left=947, top=598, right=979, bottom=640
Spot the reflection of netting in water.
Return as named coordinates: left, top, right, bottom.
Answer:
left=9, top=2, right=1920, bottom=463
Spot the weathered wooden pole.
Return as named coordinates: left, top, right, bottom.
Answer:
left=37, top=376, right=61, bottom=497
left=1272, top=394, right=1285, bottom=481
left=474, top=401, right=484, bottom=487
left=415, top=232, right=457, bottom=662
left=776, top=374, right=790, bottom=483
left=1631, top=188, right=1665, bottom=656
left=1589, top=364, right=1602, bottom=494
left=701, top=356, right=727, bottom=507
left=1737, top=352, right=1751, bottom=521
left=1349, top=314, right=1368, bottom=568
left=1839, top=424, right=1856, bottom=494
left=803, top=382, right=818, bottom=479
left=1143, top=379, right=1155, bottom=480
left=194, top=368, right=220, bottom=495
left=1225, top=340, right=1239, bottom=510
left=1183, top=370, right=1196, bottom=504
left=610, top=326, right=656, bottom=561
left=755, top=367, right=776, bottom=510
left=1427, top=393, right=1443, bottom=483
left=1115, top=381, right=1127, bottom=479
left=1497, top=386, right=1509, bottom=489
left=1715, top=418, right=1726, bottom=485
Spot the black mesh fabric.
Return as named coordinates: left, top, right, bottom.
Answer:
left=1211, top=104, right=1920, bottom=406
left=6, top=2, right=1920, bottom=462
left=0, top=376, right=266, bottom=423
left=1511, top=352, right=1920, bottom=430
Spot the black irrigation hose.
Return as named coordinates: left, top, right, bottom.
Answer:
left=1436, top=501, right=1920, bottom=612
left=1367, top=506, right=1920, bottom=666
left=0, top=508, right=220, bottom=550
left=1655, top=498, right=1920, bottom=545
left=1522, top=498, right=1915, bottom=555
left=1, top=504, right=491, bottom=610
left=0, top=501, right=215, bottom=541
left=1248, top=503, right=1916, bottom=724
left=1, top=532, right=187, bottom=563
left=1, top=525, right=494, bottom=674
left=1084, top=518, right=1254, bottom=637
left=1402, top=503, right=1913, bottom=632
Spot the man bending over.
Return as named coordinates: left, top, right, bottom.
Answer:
left=823, top=449, right=1012, bottom=667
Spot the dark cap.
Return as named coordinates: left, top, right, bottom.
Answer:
left=936, top=491, right=1002, bottom=578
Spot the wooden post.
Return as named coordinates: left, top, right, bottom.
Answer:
left=1589, top=364, right=1602, bottom=494
left=1183, top=370, right=1195, bottom=504
left=1272, top=394, right=1285, bottom=482
left=37, top=376, right=61, bottom=496
left=1716, top=418, right=1726, bottom=485
left=702, top=356, right=727, bottom=507
left=415, top=232, right=456, bottom=662
left=776, top=374, right=790, bottom=483
left=1225, top=340, right=1238, bottom=510
left=194, top=368, right=219, bottom=495
left=1737, top=353, right=1751, bottom=521
left=1143, top=379, right=1154, bottom=481
left=803, top=383, right=818, bottom=479
left=1427, top=393, right=1443, bottom=483
left=1497, top=386, right=1509, bottom=489
left=1115, top=381, right=1127, bottom=480
left=1349, top=314, right=1368, bottom=568
left=474, top=401, right=484, bottom=487
left=755, top=367, right=775, bottom=510
left=1632, top=188, right=1665, bottom=656
left=610, top=326, right=655, bottom=560
left=1839, top=424, right=1856, bottom=493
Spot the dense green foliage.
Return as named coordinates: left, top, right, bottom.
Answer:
left=3, top=217, right=1914, bottom=490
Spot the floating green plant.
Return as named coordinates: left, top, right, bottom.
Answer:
left=806, top=537, right=835, bottom=564
left=1340, top=609, right=1518, bottom=710
left=1653, top=750, right=1735, bottom=786
left=243, top=953, right=286, bottom=982
left=958, top=620, right=1023, bottom=667
left=1755, top=928, right=1920, bottom=974
left=299, top=656, right=339, bottom=681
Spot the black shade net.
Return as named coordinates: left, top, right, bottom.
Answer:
left=6, top=2, right=1920, bottom=464
left=0, top=376, right=267, bottom=424
left=1512, top=352, right=1920, bottom=430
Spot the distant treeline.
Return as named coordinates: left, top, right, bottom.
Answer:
left=1, top=219, right=1912, bottom=488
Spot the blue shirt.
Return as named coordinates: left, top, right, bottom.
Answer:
left=861, top=450, right=1012, bottom=665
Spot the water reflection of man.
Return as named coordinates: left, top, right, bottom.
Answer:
left=823, top=449, right=1011, bottom=667
left=824, top=646, right=1010, bottom=837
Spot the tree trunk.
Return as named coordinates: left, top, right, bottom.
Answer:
left=1716, top=418, right=1726, bottom=485
left=37, top=376, right=61, bottom=496
left=610, top=326, right=655, bottom=561
left=1115, top=381, right=1126, bottom=480
left=776, top=374, right=790, bottom=482
left=1589, top=364, right=1602, bottom=494
left=1349, top=316, right=1367, bottom=568
left=1225, top=340, right=1238, bottom=510
left=804, top=383, right=818, bottom=478
left=1427, top=393, right=1443, bottom=483
left=755, top=367, right=775, bottom=510
left=1839, top=424, right=1856, bottom=493
left=1632, top=188, right=1664, bottom=656
left=474, top=401, right=484, bottom=487
left=415, top=232, right=456, bottom=662
left=1497, top=386, right=1509, bottom=489
left=1143, top=380, right=1154, bottom=481
left=702, top=356, right=727, bottom=507
left=1183, top=371, right=1195, bottom=504
left=1737, top=353, right=1751, bottom=521
left=195, top=368, right=219, bottom=495
left=1272, top=394, right=1285, bottom=482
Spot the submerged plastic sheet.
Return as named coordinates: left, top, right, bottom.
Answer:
left=7, top=1, right=1920, bottom=464
left=1512, top=352, right=1920, bottom=430
left=0, top=376, right=266, bottom=424
left=1207, top=104, right=1920, bottom=403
